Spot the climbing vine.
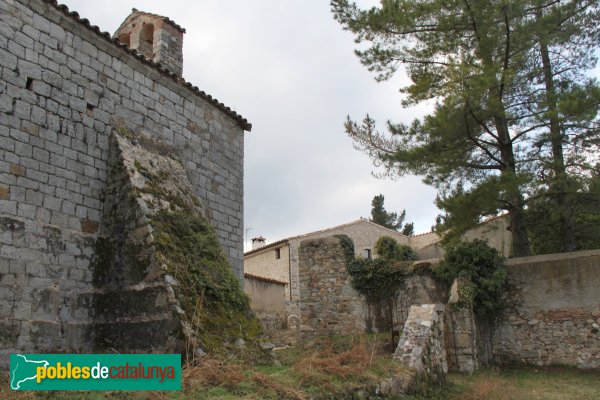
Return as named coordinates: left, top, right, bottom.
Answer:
left=434, top=239, right=507, bottom=323
left=335, top=235, right=414, bottom=303
left=374, top=236, right=417, bottom=261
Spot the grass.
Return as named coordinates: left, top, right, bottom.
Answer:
left=2, top=337, right=600, bottom=399
left=450, top=365, right=600, bottom=400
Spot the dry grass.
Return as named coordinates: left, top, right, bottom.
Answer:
left=293, top=342, right=371, bottom=383
left=4, top=338, right=599, bottom=400
left=182, top=358, right=245, bottom=389
left=251, top=373, right=305, bottom=400
left=0, top=370, right=36, bottom=399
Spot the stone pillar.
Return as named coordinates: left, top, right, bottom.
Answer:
left=393, top=304, right=448, bottom=382
left=444, top=279, right=479, bottom=373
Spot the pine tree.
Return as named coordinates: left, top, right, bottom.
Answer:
left=523, top=0, right=600, bottom=252
left=370, top=194, right=412, bottom=232
left=401, top=222, right=415, bottom=236
left=332, top=0, right=600, bottom=255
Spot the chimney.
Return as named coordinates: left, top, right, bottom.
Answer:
left=251, top=236, right=266, bottom=250
left=114, top=8, right=185, bottom=77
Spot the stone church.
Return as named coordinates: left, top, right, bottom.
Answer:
left=0, top=0, right=250, bottom=363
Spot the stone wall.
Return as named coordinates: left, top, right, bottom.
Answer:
left=297, top=237, right=367, bottom=340
left=0, top=0, right=247, bottom=361
left=289, top=219, right=409, bottom=313
left=294, top=238, right=447, bottom=340
left=493, top=250, right=600, bottom=368
left=244, top=274, right=288, bottom=344
left=395, top=265, right=447, bottom=331
left=393, top=304, right=447, bottom=381
left=444, top=290, right=479, bottom=374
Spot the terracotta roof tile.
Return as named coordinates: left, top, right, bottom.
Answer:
left=43, top=0, right=252, bottom=131
left=130, top=8, right=186, bottom=33
left=244, top=218, right=410, bottom=257
left=244, top=273, right=287, bottom=285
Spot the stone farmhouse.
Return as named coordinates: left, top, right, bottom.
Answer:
left=244, top=216, right=512, bottom=306
left=0, top=0, right=250, bottom=362
left=244, top=218, right=411, bottom=303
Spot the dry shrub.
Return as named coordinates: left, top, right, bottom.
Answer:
left=293, top=342, right=375, bottom=385
left=0, top=372, right=36, bottom=399
left=0, top=388, right=36, bottom=400
left=252, top=372, right=305, bottom=400
left=139, top=390, right=171, bottom=400
left=182, top=358, right=245, bottom=389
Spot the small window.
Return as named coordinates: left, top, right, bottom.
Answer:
left=363, top=249, right=372, bottom=260
left=275, top=248, right=281, bottom=260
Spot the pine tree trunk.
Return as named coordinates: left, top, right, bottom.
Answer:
left=494, top=115, right=531, bottom=257
left=539, top=40, right=578, bottom=252
left=507, top=197, right=530, bottom=257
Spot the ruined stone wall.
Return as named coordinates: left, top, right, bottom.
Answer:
left=444, top=305, right=478, bottom=373
left=289, top=219, right=409, bottom=313
left=0, top=0, right=246, bottom=361
left=297, top=237, right=367, bottom=339
left=395, top=267, right=447, bottom=331
left=393, top=304, right=447, bottom=381
left=493, top=250, right=600, bottom=368
left=294, top=238, right=446, bottom=339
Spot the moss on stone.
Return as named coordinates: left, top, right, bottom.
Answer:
left=150, top=209, right=265, bottom=359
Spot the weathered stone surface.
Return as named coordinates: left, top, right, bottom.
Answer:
left=393, top=304, right=447, bottom=382
left=492, top=250, right=600, bottom=369
left=445, top=304, right=478, bottom=373
left=297, top=237, right=367, bottom=340
left=0, top=184, right=9, bottom=199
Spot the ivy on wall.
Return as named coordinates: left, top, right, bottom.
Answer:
left=335, top=235, right=415, bottom=303
left=434, top=239, right=507, bottom=323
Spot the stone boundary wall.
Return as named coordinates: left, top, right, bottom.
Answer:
left=1, top=0, right=245, bottom=360
left=493, top=250, right=600, bottom=368
left=244, top=274, right=288, bottom=344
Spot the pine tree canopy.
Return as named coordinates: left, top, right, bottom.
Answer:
left=332, top=0, right=600, bottom=256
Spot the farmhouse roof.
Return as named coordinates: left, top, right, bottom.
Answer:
left=244, top=218, right=409, bottom=257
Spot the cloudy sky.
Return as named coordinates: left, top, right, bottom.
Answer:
left=60, top=0, right=440, bottom=250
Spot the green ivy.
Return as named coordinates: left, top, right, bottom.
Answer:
left=434, top=239, right=507, bottom=323
left=374, top=236, right=417, bottom=261
left=335, top=235, right=412, bottom=303
left=151, top=209, right=263, bottom=358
